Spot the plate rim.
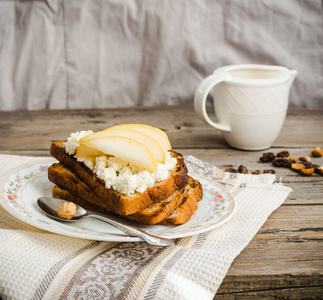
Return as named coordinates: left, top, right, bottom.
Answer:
left=0, top=159, right=236, bottom=242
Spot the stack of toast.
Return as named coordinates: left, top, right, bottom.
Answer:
left=48, top=141, right=203, bottom=225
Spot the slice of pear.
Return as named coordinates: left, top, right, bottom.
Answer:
left=81, top=136, right=157, bottom=172
left=75, top=144, right=106, bottom=159
left=79, top=128, right=165, bottom=163
left=106, top=124, right=171, bottom=153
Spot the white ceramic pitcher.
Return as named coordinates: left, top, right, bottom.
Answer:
left=194, top=64, right=298, bottom=150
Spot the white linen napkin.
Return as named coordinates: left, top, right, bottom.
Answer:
left=0, top=154, right=291, bottom=300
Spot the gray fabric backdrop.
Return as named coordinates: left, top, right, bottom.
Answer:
left=0, top=0, right=322, bottom=111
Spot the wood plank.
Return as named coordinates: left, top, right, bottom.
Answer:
left=0, top=107, right=322, bottom=154
left=179, top=148, right=323, bottom=205
left=228, top=205, right=323, bottom=275
left=215, top=205, right=323, bottom=297
left=215, top=286, right=323, bottom=299
left=179, top=148, right=323, bottom=171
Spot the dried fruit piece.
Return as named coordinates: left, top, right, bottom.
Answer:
left=277, top=150, right=290, bottom=158
left=287, top=156, right=298, bottom=163
left=263, top=169, right=276, bottom=174
left=312, top=164, right=320, bottom=173
left=299, top=156, right=311, bottom=162
left=224, top=168, right=239, bottom=173
left=300, top=168, right=314, bottom=175
left=238, top=165, right=248, bottom=174
left=291, top=163, right=305, bottom=171
left=298, top=161, right=312, bottom=168
left=318, top=166, right=323, bottom=175
left=311, top=147, right=323, bottom=157
left=260, top=152, right=275, bottom=163
left=251, top=170, right=261, bottom=175
left=272, top=158, right=292, bottom=168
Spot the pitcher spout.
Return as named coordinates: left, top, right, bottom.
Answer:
left=288, top=69, right=298, bottom=88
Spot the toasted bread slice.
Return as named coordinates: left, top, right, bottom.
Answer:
left=125, top=187, right=185, bottom=224
left=49, top=141, right=188, bottom=215
left=52, top=185, right=109, bottom=214
left=51, top=175, right=203, bottom=225
left=126, top=176, right=202, bottom=224
left=162, top=178, right=203, bottom=225
left=49, top=163, right=116, bottom=213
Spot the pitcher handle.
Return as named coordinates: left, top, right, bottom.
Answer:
left=194, top=73, right=231, bottom=132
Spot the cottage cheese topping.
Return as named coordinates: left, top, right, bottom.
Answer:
left=82, top=157, right=95, bottom=170
left=64, top=131, right=177, bottom=196
left=64, top=130, right=93, bottom=155
left=90, top=152, right=177, bottom=196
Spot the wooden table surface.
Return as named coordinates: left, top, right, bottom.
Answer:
left=0, top=106, right=322, bottom=299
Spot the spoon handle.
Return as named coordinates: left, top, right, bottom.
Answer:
left=88, top=214, right=175, bottom=247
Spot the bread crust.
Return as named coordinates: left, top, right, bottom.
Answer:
left=163, top=178, right=203, bottom=225
left=126, top=188, right=186, bottom=224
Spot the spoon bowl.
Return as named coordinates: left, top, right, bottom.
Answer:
left=38, top=197, right=88, bottom=221
left=37, top=197, right=175, bottom=247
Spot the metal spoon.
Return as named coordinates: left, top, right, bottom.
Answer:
left=37, top=197, right=175, bottom=247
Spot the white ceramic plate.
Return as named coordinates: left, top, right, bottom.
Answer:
left=0, top=160, right=236, bottom=242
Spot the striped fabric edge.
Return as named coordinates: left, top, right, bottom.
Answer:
left=125, top=237, right=193, bottom=300
left=59, top=241, right=167, bottom=299
left=42, top=242, right=118, bottom=300
left=31, top=240, right=102, bottom=300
